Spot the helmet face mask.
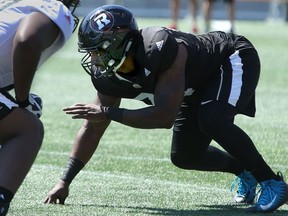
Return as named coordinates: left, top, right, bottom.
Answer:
left=72, top=15, right=79, bottom=32
left=78, top=5, right=138, bottom=77
left=58, top=0, right=80, bottom=13
left=80, top=52, right=107, bottom=77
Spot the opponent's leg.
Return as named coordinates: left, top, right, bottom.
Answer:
left=0, top=107, right=44, bottom=215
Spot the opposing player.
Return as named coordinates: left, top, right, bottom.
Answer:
left=0, top=0, right=80, bottom=215
left=203, top=0, right=235, bottom=33
left=44, top=5, right=288, bottom=213
left=168, top=0, right=199, bottom=33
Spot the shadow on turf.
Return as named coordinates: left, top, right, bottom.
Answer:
left=79, top=203, right=288, bottom=215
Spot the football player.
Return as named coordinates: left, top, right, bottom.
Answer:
left=0, top=0, right=80, bottom=215
left=44, top=5, right=288, bottom=213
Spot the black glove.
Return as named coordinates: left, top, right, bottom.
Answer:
left=17, top=93, right=43, bottom=118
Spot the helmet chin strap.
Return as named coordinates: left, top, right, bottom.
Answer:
left=110, top=40, right=134, bottom=83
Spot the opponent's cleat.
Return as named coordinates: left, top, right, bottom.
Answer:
left=247, top=173, right=288, bottom=213
left=231, top=170, right=258, bottom=204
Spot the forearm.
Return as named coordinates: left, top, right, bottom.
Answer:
left=104, top=106, right=175, bottom=129
left=70, top=121, right=106, bottom=163
left=13, top=43, right=40, bottom=102
left=61, top=120, right=109, bottom=184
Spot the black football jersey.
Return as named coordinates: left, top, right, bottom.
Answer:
left=91, top=27, right=254, bottom=105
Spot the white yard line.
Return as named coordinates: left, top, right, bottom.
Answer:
left=39, top=150, right=170, bottom=162
left=39, top=150, right=288, bottom=170
left=32, top=163, right=228, bottom=193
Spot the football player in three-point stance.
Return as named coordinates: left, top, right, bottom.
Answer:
left=45, top=5, right=288, bottom=213
left=0, top=0, right=80, bottom=215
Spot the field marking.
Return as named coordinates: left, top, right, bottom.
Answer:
left=31, top=164, right=228, bottom=193
left=39, top=150, right=170, bottom=162
left=39, top=150, right=288, bottom=170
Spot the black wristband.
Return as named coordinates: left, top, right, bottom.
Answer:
left=60, top=157, right=85, bottom=184
left=103, top=107, right=124, bottom=123
left=16, top=97, right=29, bottom=107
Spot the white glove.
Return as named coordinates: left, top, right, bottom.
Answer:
left=17, top=93, right=43, bottom=118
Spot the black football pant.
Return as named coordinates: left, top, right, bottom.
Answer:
left=170, top=100, right=276, bottom=182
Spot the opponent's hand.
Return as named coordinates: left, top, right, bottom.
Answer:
left=63, top=103, right=107, bottom=122
left=44, top=181, right=69, bottom=205
left=17, top=93, right=43, bottom=118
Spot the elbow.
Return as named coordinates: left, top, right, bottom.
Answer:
left=162, top=124, right=174, bottom=129
left=158, top=118, right=175, bottom=129
left=165, top=120, right=175, bottom=129
left=153, top=111, right=176, bottom=129
left=14, top=34, right=42, bottom=53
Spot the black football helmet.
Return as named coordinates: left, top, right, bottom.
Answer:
left=58, top=0, right=81, bottom=32
left=78, top=5, right=139, bottom=77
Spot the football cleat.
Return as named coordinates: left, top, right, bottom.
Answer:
left=247, top=172, right=288, bottom=213
left=231, top=170, right=258, bottom=204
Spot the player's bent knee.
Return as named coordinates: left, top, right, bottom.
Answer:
left=25, top=118, right=44, bottom=147
left=32, top=120, right=44, bottom=147
left=171, top=153, right=188, bottom=169
left=171, top=152, right=200, bottom=170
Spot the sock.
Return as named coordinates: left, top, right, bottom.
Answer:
left=248, top=155, right=278, bottom=182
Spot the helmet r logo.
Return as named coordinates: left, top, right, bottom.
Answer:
left=90, top=11, right=114, bottom=31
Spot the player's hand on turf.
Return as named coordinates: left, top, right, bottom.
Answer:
left=63, top=103, right=107, bottom=122
left=44, top=180, right=69, bottom=205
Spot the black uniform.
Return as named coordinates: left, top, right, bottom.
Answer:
left=91, top=27, right=262, bottom=174
left=92, top=27, right=259, bottom=115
